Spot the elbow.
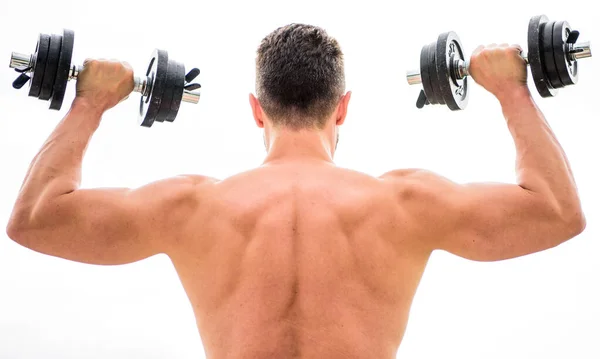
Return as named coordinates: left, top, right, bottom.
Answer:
left=549, top=200, right=586, bottom=241
left=563, top=208, right=586, bottom=238
left=6, top=216, right=32, bottom=246
left=7, top=201, right=65, bottom=248
left=6, top=206, right=40, bottom=247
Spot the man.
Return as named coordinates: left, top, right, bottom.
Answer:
left=6, top=24, right=585, bottom=358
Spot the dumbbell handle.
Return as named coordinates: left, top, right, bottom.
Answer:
left=406, top=41, right=592, bottom=85
left=9, top=52, right=200, bottom=104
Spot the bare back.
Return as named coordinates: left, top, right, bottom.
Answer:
left=169, top=163, right=430, bottom=359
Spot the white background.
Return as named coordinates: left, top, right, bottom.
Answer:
left=0, top=1, right=598, bottom=358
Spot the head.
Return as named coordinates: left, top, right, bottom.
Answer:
left=250, top=24, right=351, bottom=154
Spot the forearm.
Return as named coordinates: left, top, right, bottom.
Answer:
left=500, top=88, right=582, bottom=218
left=9, top=99, right=103, bottom=227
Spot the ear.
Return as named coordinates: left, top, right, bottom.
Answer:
left=335, top=91, right=352, bottom=126
left=249, top=94, right=265, bottom=129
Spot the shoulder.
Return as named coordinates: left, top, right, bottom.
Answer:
left=154, top=174, right=220, bottom=189
left=173, top=174, right=220, bottom=187
left=131, top=174, right=220, bottom=207
left=379, top=168, right=462, bottom=207
left=379, top=168, right=455, bottom=190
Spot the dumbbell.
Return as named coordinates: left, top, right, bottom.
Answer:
left=406, top=15, right=592, bottom=110
left=9, top=29, right=202, bottom=127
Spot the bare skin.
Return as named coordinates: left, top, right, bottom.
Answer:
left=6, top=45, right=585, bottom=358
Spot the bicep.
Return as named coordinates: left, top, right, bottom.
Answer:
left=435, top=181, right=561, bottom=261
left=25, top=177, right=200, bottom=265
left=39, top=188, right=157, bottom=265
left=387, top=170, right=565, bottom=262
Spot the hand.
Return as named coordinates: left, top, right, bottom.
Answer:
left=469, top=44, right=529, bottom=102
left=75, top=59, right=134, bottom=113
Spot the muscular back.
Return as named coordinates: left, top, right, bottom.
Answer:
left=170, top=163, right=430, bottom=359
left=8, top=150, right=583, bottom=358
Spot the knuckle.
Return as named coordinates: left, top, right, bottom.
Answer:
left=480, top=49, right=493, bottom=58
left=86, top=59, right=99, bottom=68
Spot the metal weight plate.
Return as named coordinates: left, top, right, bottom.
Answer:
left=542, top=20, right=563, bottom=89
left=436, top=32, right=468, bottom=111
left=420, top=42, right=438, bottom=105
left=139, top=49, right=169, bottom=127
left=553, top=21, right=578, bottom=86
left=28, top=34, right=50, bottom=98
left=39, top=34, right=62, bottom=101
left=50, top=29, right=75, bottom=110
left=155, top=58, right=179, bottom=122
left=528, top=15, right=557, bottom=98
left=166, top=61, right=185, bottom=122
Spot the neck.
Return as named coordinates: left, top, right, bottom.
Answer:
left=263, top=127, right=336, bottom=165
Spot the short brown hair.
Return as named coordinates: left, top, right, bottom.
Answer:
left=255, top=24, right=345, bottom=129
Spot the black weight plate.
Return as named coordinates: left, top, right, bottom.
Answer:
left=50, top=29, right=75, bottom=110
left=425, top=42, right=443, bottom=105
left=542, top=21, right=563, bottom=89
left=39, top=34, right=62, bottom=101
left=166, top=61, right=185, bottom=122
left=436, top=32, right=468, bottom=111
left=528, top=15, right=557, bottom=98
left=419, top=43, right=434, bottom=105
left=553, top=21, right=578, bottom=86
left=139, top=49, right=169, bottom=127
left=155, top=58, right=178, bottom=122
left=429, top=41, right=445, bottom=105
left=29, top=33, right=50, bottom=98
left=140, top=64, right=156, bottom=126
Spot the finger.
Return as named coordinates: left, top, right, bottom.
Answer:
left=472, top=45, right=485, bottom=56
left=499, top=43, right=510, bottom=48
left=511, top=44, right=524, bottom=53
left=121, top=61, right=133, bottom=70
left=488, top=43, right=498, bottom=48
left=119, top=95, right=129, bottom=104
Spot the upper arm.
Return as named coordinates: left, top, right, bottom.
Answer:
left=381, top=170, right=582, bottom=262
left=9, top=175, right=216, bottom=265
